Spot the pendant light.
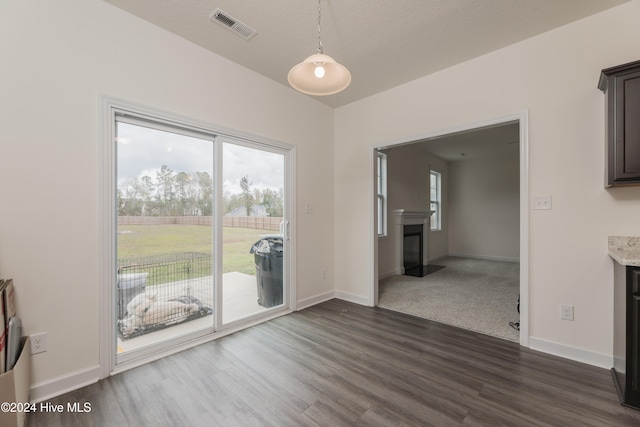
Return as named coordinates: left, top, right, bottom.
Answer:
left=288, top=0, right=351, bottom=96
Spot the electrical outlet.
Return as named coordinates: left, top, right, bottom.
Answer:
left=533, top=195, right=552, bottom=210
left=560, top=305, right=574, bottom=321
left=31, top=332, right=47, bottom=354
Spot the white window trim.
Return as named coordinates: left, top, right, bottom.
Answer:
left=430, top=170, right=441, bottom=231
left=377, top=151, right=388, bottom=237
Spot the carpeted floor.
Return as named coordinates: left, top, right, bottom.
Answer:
left=378, top=256, right=520, bottom=342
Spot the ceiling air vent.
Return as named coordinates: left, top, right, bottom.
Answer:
left=210, top=8, right=257, bottom=41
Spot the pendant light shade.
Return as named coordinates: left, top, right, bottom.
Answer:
left=288, top=0, right=351, bottom=96
left=288, top=53, right=351, bottom=96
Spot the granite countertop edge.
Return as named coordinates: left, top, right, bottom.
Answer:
left=608, top=236, right=640, bottom=267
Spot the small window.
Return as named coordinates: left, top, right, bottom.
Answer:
left=377, top=152, right=387, bottom=236
left=430, top=170, right=441, bottom=231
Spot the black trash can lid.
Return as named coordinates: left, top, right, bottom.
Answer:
left=250, top=234, right=284, bottom=254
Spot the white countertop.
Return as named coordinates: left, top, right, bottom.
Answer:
left=608, top=236, right=640, bottom=267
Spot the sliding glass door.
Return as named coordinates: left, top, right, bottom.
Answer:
left=220, top=139, right=287, bottom=325
left=108, top=106, right=293, bottom=368
left=115, top=116, right=215, bottom=361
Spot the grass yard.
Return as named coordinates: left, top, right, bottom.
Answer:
left=117, top=224, right=269, bottom=276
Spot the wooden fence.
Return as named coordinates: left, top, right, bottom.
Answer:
left=118, top=216, right=283, bottom=231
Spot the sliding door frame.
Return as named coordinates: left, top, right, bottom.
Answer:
left=99, top=96, right=296, bottom=377
left=215, top=135, right=295, bottom=330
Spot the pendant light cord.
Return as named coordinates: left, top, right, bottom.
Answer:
left=317, top=0, right=323, bottom=54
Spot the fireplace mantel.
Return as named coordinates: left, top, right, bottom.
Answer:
left=393, top=210, right=432, bottom=276
left=394, top=210, right=431, bottom=226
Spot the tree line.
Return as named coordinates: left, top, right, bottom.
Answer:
left=117, top=166, right=283, bottom=218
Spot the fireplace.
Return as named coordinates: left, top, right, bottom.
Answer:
left=403, top=224, right=424, bottom=276
left=393, top=210, right=432, bottom=277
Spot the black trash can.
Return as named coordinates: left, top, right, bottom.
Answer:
left=250, top=234, right=284, bottom=308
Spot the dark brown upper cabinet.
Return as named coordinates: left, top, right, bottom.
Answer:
left=599, top=60, right=640, bottom=187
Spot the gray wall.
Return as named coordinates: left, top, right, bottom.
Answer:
left=379, top=145, right=520, bottom=279
left=378, top=144, right=448, bottom=278
left=448, top=151, right=520, bottom=261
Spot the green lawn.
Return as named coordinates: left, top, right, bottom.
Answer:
left=117, top=225, right=267, bottom=276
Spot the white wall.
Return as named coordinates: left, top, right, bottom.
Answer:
left=335, top=1, right=640, bottom=366
left=448, top=152, right=520, bottom=261
left=0, top=0, right=334, bottom=399
left=4, top=0, right=639, bottom=401
left=378, top=144, right=448, bottom=278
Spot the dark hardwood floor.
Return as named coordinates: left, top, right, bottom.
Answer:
left=27, top=299, right=640, bottom=426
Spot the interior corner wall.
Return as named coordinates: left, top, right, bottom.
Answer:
left=448, top=152, right=520, bottom=262
left=377, top=144, right=448, bottom=279
left=0, top=0, right=335, bottom=399
left=335, top=0, right=640, bottom=365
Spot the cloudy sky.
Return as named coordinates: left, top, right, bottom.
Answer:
left=117, top=122, right=284, bottom=195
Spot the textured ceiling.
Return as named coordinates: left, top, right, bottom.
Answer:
left=413, top=122, right=521, bottom=162
left=103, top=0, right=628, bottom=108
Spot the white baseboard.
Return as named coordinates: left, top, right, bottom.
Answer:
left=297, top=291, right=372, bottom=309
left=448, top=253, right=519, bottom=263
left=30, top=365, right=101, bottom=403
left=334, top=291, right=371, bottom=306
left=378, top=270, right=397, bottom=280
left=529, top=336, right=613, bottom=369
left=296, top=291, right=335, bottom=311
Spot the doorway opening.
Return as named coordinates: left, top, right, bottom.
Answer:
left=373, top=113, right=529, bottom=345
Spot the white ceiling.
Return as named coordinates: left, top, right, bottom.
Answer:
left=102, top=0, right=628, bottom=109
left=410, top=122, right=521, bottom=162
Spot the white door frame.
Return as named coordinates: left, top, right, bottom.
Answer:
left=99, top=95, right=296, bottom=377
left=371, top=111, right=529, bottom=347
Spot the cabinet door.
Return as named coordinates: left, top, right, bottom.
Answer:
left=627, top=266, right=640, bottom=404
left=611, top=70, right=640, bottom=185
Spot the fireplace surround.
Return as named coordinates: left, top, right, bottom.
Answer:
left=393, top=210, right=432, bottom=277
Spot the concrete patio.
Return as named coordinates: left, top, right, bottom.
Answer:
left=117, top=271, right=269, bottom=353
